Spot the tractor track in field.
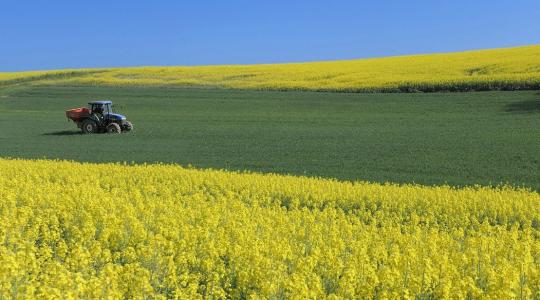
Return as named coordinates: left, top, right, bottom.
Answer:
left=0, top=70, right=109, bottom=88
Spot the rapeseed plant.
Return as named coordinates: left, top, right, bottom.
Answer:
left=0, top=159, right=539, bottom=298
left=1, top=45, right=539, bottom=92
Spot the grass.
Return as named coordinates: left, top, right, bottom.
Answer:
left=0, top=85, right=538, bottom=190
left=1, top=44, right=540, bottom=92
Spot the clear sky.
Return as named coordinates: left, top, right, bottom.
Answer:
left=1, top=0, right=539, bottom=71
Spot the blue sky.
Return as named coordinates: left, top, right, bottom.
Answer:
left=1, top=0, right=539, bottom=71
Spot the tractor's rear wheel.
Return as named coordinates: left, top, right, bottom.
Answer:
left=124, top=121, right=133, bottom=132
left=81, top=119, right=97, bottom=134
left=106, top=123, right=121, bottom=134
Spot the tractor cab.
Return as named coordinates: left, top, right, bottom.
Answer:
left=89, top=100, right=112, bottom=115
left=88, top=100, right=127, bottom=123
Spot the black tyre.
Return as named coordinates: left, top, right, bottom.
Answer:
left=106, top=123, right=121, bottom=134
left=124, top=121, right=133, bottom=132
left=81, top=119, right=98, bottom=134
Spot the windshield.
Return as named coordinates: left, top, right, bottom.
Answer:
left=88, top=103, right=113, bottom=114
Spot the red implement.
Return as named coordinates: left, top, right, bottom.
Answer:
left=66, top=107, right=90, bottom=122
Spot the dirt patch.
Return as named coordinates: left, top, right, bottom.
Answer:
left=465, top=66, right=493, bottom=76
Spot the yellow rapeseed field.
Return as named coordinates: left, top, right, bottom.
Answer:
left=1, top=158, right=539, bottom=298
left=1, top=45, right=540, bottom=92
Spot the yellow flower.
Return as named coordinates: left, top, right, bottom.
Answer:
left=0, top=158, right=538, bottom=298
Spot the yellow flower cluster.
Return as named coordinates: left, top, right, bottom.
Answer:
left=0, top=159, right=539, bottom=298
left=2, top=45, right=540, bottom=92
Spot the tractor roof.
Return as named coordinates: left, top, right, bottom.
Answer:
left=88, top=100, right=112, bottom=105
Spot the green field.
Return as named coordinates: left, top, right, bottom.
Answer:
left=0, top=85, right=538, bottom=190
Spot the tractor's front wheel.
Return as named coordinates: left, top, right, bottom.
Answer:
left=106, top=123, right=121, bottom=134
left=123, top=121, right=133, bottom=132
left=81, top=119, right=98, bottom=134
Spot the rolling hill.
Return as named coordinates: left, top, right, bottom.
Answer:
left=1, top=45, right=540, bottom=92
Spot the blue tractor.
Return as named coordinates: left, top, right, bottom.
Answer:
left=66, top=100, right=133, bottom=134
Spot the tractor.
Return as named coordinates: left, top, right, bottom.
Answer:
left=66, top=100, right=133, bottom=134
